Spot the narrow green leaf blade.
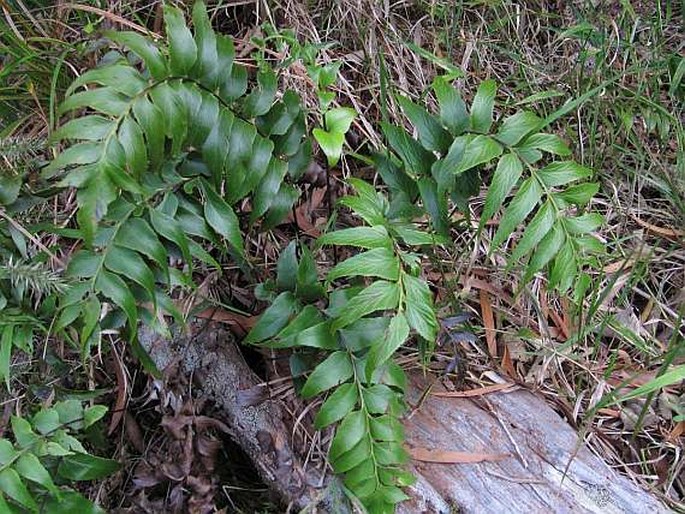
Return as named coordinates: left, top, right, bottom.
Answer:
left=432, top=76, right=469, bottom=135
left=244, top=292, right=297, bottom=344
left=491, top=177, right=543, bottom=250
left=367, top=313, right=410, bottom=372
left=470, top=79, right=497, bottom=133
left=301, top=351, right=353, bottom=399
left=163, top=5, right=197, bottom=74
left=314, top=382, right=359, bottom=429
left=480, top=152, right=523, bottom=225
left=327, top=248, right=400, bottom=282
left=403, top=273, right=438, bottom=342
left=331, top=281, right=400, bottom=332
left=318, top=226, right=392, bottom=249
left=538, top=161, right=592, bottom=188
left=396, top=95, right=451, bottom=153
left=496, top=111, right=542, bottom=146
left=0, top=468, right=37, bottom=511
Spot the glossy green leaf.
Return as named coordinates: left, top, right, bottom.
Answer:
left=313, top=128, right=344, bottom=168
left=301, top=351, right=353, bottom=399
left=331, top=281, right=400, bottom=331
left=314, top=383, right=359, bottom=429
left=470, top=79, right=497, bottom=133
left=367, top=313, right=409, bottom=373
left=293, top=322, right=339, bottom=350
left=327, top=248, right=400, bottom=283
left=95, top=270, right=138, bottom=328
left=333, top=437, right=371, bottom=473
left=0, top=440, right=16, bottom=466
left=519, top=132, right=571, bottom=156
left=391, top=224, right=446, bottom=246
left=417, top=177, right=448, bottom=235
left=496, top=111, right=542, bottom=146
left=325, top=107, right=357, bottom=134
left=131, top=95, right=165, bottom=170
left=510, top=199, right=556, bottom=263
left=433, top=76, right=469, bottom=135
left=52, top=116, right=113, bottom=142
left=431, top=136, right=466, bottom=194
left=556, top=182, right=599, bottom=205
left=149, top=207, right=191, bottom=265
left=538, top=161, right=592, bottom=188
left=0, top=468, right=36, bottom=511
left=525, top=223, right=565, bottom=280
left=381, top=122, right=434, bottom=178
left=66, top=64, right=147, bottom=97
left=339, top=317, right=390, bottom=351
left=43, top=490, right=105, bottom=514
left=0, top=327, right=12, bottom=391
left=15, top=453, right=58, bottom=494
left=105, top=31, right=168, bottom=80
left=115, top=218, right=168, bottom=273
left=202, top=181, right=244, bottom=254
left=319, top=226, right=392, bottom=249
left=163, top=5, right=197, bottom=74
left=564, top=213, right=603, bottom=235
left=251, top=159, right=288, bottom=222
left=59, top=88, right=129, bottom=117
left=480, top=152, right=524, bottom=226
left=455, top=135, right=503, bottom=174
left=117, top=117, right=147, bottom=177
left=32, top=409, right=61, bottom=436
left=191, top=0, right=218, bottom=87
left=549, top=240, right=576, bottom=293
left=84, top=405, right=108, bottom=428
left=275, top=241, right=298, bottom=291
left=244, top=292, right=297, bottom=344
left=243, top=69, right=277, bottom=117
left=403, top=273, right=438, bottom=342
left=491, top=177, right=543, bottom=250
left=397, top=95, right=451, bottom=153
left=329, top=410, right=366, bottom=461
left=104, top=246, right=155, bottom=299
left=11, top=417, right=37, bottom=448
left=58, top=453, right=120, bottom=481
left=42, top=143, right=101, bottom=178
left=362, top=384, right=396, bottom=414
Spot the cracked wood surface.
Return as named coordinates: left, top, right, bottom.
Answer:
left=399, top=374, right=670, bottom=514
left=139, top=324, right=669, bottom=513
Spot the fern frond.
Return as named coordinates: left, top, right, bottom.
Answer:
left=46, top=1, right=309, bottom=348
left=382, top=75, right=604, bottom=294
left=247, top=181, right=445, bottom=512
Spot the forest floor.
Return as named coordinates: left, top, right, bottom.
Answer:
left=1, top=0, right=683, bottom=512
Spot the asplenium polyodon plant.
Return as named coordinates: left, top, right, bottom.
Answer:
left=0, top=400, right=118, bottom=513
left=44, top=2, right=310, bottom=356
left=247, top=179, right=446, bottom=513
left=378, top=77, right=603, bottom=295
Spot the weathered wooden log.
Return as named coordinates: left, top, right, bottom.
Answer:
left=399, top=373, right=670, bottom=514
left=138, top=324, right=323, bottom=511
left=139, top=324, right=669, bottom=513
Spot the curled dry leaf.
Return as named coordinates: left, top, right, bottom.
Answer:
left=408, top=446, right=510, bottom=463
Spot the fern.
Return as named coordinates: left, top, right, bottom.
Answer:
left=45, top=2, right=309, bottom=355
left=247, top=180, right=446, bottom=512
left=0, top=400, right=118, bottom=513
left=380, top=76, right=603, bottom=294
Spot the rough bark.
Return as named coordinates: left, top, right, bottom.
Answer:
left=139, top=324, right=669, bottom=513
left=138, top=324, right=323, bottom=511
left=398, top=374, right=670, bottom=514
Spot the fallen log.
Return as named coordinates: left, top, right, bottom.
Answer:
left=399, top=374, right=670, bottom=514
left=139, top=324, right=669, bottom=513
